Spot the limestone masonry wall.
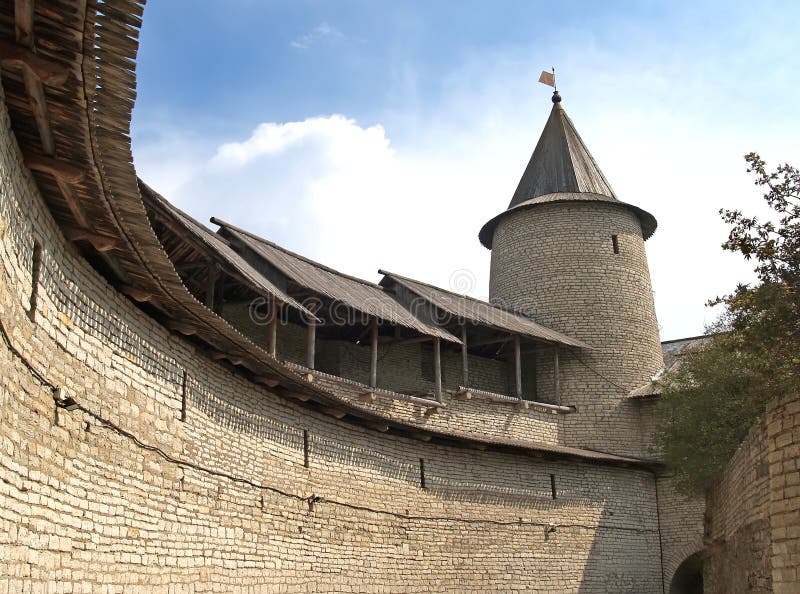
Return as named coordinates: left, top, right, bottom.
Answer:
left=703, top=394, right=800, bottom=594
left=489, top=202, right=665, bottom=458
left=0, top=83, right=665, bottom=592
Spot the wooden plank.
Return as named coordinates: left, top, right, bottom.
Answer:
left=205, top=261, right=216, bottom=309
left=61, top=224, right=118, bottom=252
left=461, top=323, right=469, bottom=388
left=118, top=284, right=156, bottom=302
left=21, top=65, right=54, bottom=155
left=514, top=334, right=522, bottom=399
left=55, top=178, right=90, bottom=228
left=0, top=40, right=69, bottom=86
left=369, top=317, right=378, bottom=388
left=306, top=315, right=316, bottom=370
left=433, top=337, right=442, bottom=403
left=253, top=375, right=280, bottom=388
left=267, top=296, right=278, bottom=357
left=388, top=335, right=433, bottom=346
left=14, top=0, right=35, bottom=48
left=24, top=154, right=84, bottom=183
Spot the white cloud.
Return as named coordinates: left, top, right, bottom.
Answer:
left=290, top=22, right=344, bottom=50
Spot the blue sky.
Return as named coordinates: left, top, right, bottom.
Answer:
left=132, top=0, right=800, bottom=340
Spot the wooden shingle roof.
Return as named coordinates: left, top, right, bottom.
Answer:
left=379, top=270, right=590, bottom=349
left=479, top=98, right=657, bottom=248
left=140, top=181, right=315, bottom=318
left=213, top=219, right=460, bottom=343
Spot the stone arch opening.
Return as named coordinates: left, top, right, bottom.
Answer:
left=669, top=552, right=704, bottom=594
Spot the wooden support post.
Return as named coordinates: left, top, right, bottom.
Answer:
left=554, top=345, right=561, bottom=404
left=267, top=296, right=278, bottom=358
left=433, top=337, right=442, bottom=403
left=514, top=334, right=523, bottom=400
left=369, top=317, right=378, bottom=389
left=205, top=261, right=216, bottom=309
left=214, top=273, right=225, bottom=314
left=461, top=323, right=469, bottom=389
left=306, top=311, right=317, bottom=370
left=22, top=65, right=55, bottom=155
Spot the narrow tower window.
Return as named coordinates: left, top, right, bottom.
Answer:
left=419, top=458, right=426, bottom=489
left=550, top=474, right=557, bottom=500
left=611, top=234, right=619, bottom=255
left=303, top=429, right=310, bottom=468
left=180, top=370, right=188, bottom=422
left=28, top=241, right=42, bottom=321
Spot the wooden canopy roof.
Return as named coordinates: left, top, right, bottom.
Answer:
left=140, top=181, right=314, bottom=319
left=213, top=218, right=460, bottom=344
left=379, top=270, right=590, bottom=349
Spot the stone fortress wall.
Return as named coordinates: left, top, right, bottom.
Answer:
left=702, top=394, right=800, bottom=594
left=0, top=82, right=668, bottom=592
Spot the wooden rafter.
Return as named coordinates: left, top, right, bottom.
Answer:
left=0, top=39, right=69, bottom=86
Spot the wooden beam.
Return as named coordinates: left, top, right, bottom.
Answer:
left=433, top=337, right=442, bottom=403
left=267, top=296, right=278, bottom=358
left=55, top=178, right=90, bottom=228
left=164, top=320, right=198, bottom=336
left=61, top=224, right=118, bottom=252
left=461, top=323, right=469, bottom=388
left=21, top=65, right=54, bottom=155
left=369, top=317, right=378, bottom=388
left=306, top=310, right=317, bottom=370
left=554, top=345, right=561, bottom=405
left=213, top=273, right=225, bottom=315
left=14, top=0, right=35, bottom=48
left=387, top=335, right=433, bottom=346
left=253, top=375, right=280, bottom=388
left=0, top=40, right=69, bottom=86
left=205, top=261, right=216, bottom=309
left=322, top=407, right=346, bottom=420
left=469, top=334, right=514, bottom=348
left=514, top=334, right=522, bottom=400
left=118, top=284, right=156, bottom=303
left=24, top=154, right=84, bottom=183
left=175, top=261, right=211, bottom=273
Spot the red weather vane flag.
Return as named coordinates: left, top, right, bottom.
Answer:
left=538, top=68, right=556, bottom=91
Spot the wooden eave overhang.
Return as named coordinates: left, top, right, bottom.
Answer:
left=212, top=217, right=460, bottom=345
left=379, top=270, right=591, bottom=350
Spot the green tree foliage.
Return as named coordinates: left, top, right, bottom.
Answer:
left=656, top=153, right=800, bottom=493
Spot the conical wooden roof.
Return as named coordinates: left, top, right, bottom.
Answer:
left=509, top=98, right=617, bottom=205
left=479, top=94, right=656, bottom=248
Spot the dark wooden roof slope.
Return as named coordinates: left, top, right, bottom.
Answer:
left=379, top=270, right=590, bottom=349
left=479, top=98, right=657, bottom=248
left=140, top=181, right=314, bottom=318
left=213, top=218, right=459, bottom=343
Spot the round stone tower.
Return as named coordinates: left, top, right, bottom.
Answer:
left=480, top=91, right=664, bottom=457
